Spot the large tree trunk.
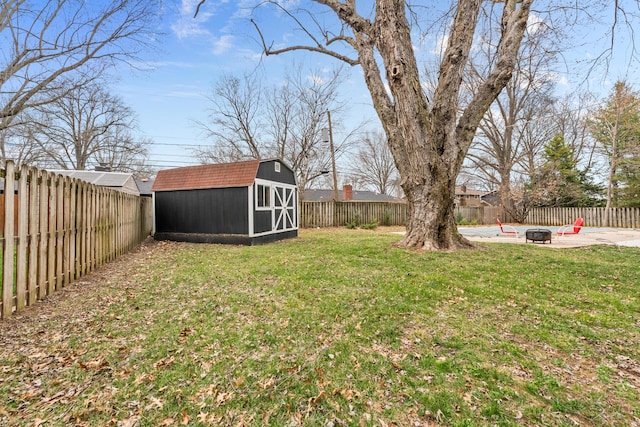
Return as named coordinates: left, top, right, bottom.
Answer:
left=499, top=172, right=513, bottom=219
left=399, top=173, right=474, bottom=250
left=367, top=0, right=485, bottom=250
left=372, top=0, right=529, bottom=250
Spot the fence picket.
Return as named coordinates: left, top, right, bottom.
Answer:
left=2, top=163, right=15, bottom=318
left=56, top=175, right=64, bottom=290
left=16, top=165, right=29, bottom=311
left=47, top=174, right=56, bottom=294
left=28, top=168, right=38, bottom=306
left=38, top=171, right=48, bottom=300
left=68, top=179, right=76, bottom=282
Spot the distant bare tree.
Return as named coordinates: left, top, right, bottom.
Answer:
left=93, top=130, right=154, bottom=177
left=0, top=113, right=49, bottom=167
left=589, top=81, right=640, bottom=211
left=552, top=92, right=600, bottom=174
left=0, top=0, right=160, bottom=128
left=28, top=80, right=150, bottom=172
left=349, top=131, right=400, bottom=196
left=197, top=73, right=264, bottom=162
left=464, top=20, right=558, bottom=216
left=197, top=67, right=362, bottom=191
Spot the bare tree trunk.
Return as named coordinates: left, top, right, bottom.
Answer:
left=499, top=175, right=512, bottom=220
left=399, top=174, right=473, bottom=250
left=604, top=113, right=618, bottom=227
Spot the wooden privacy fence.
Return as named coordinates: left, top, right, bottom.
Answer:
left=299, top=203, right=640, bottom=229
left=300, top=201, right=407, bottom=228
left=455, top=206, right=504, bottom=225
left=526, top=207, right=640, bottom=228
left=1, top=162, right=153, bottom=319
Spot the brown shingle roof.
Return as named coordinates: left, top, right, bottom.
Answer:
left=152, top=160, right=260, bottom=192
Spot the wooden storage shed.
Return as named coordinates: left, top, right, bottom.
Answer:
left=152, top=159, right=298, bottom=245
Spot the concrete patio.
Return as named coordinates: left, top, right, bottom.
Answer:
left=457, top=225, right=640, bottom=248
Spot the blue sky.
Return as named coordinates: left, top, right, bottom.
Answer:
left=112, top=1, right=640, bottom=172
left=114, top=0, right=378, bottom=171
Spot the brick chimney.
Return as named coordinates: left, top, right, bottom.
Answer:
left=342, top=184, right=353, bottom=201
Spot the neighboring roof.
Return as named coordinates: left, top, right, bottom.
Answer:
left=481, top=190, right=500, bottom=206
left=136, top=178, right=154, bottom=196
left=302, top=189, right=402, bottom=202
left=49, top=170, right=133, bottom=186
left=152, top=160, right=261, bottom=192
left=47, top=170, right=140, bottom=195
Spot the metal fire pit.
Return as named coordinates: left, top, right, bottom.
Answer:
left=526, top=228, right=552, bottom=244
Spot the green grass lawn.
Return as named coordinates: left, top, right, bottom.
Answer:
left=1, top=228, right=639, bottom=426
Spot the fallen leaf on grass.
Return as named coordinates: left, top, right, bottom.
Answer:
left=119, top=416, right=140, bottom=427
left=215, top=391, right=234, bottom=405
left=259, top=376, right=275, bottom=390
left=144, top=396, right=164, bottom=411
left=134, top=373, right=156, bottom=385
left=333, top=388, right=360, bottom=401
left=78, top=357, right=110, bottom=371
left=197, top=412, right=209, bottom=423
left=153, top=356, right=175, bottom=369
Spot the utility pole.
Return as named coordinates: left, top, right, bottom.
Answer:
left=326, top=110, right=338, bottom=202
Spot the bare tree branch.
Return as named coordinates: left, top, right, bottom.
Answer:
left=1, top=0, right=161, bottom=127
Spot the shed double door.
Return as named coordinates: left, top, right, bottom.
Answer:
left=273, top=185, right=297, bottom=231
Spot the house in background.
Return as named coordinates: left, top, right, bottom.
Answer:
left=152, top=159, right=298, bottom=245
left=455, top=185, right=488, bottom=207
left=302, top=184, right=402, bottom=202
left=48, top=170, right=140, bottom=196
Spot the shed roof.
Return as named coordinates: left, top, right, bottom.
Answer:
left=152, top=160, right=261, bottom=192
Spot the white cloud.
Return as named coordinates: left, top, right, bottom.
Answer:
left=171, top=0, right=217, bottom=39
left=211, top=35, right=235, bottom=55
left=537, top=70, right=568, bottom=88
left=431, top=34, right=449, bottom=57
left=276, top=0, right=300, bottom=8
left=141, top=60, right=200, bottom=70
left=526, top=13, right=546, bottom=35
left=307, top=73, right=326, bottom=85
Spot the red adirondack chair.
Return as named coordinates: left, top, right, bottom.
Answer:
left=497, top=218, right=519, bottom=238
left=557, top=217, right=584, bottom=236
